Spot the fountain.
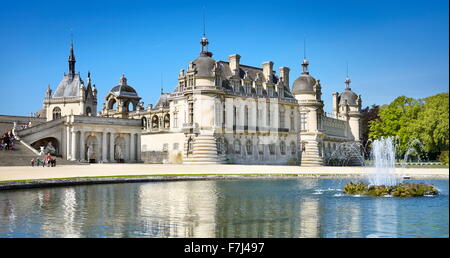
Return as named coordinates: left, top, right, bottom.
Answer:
left=324, top=142, right=365, bottom=166
left=368, top=136, right=400, bottom=186
left=344, top=136, right=438, bottom=197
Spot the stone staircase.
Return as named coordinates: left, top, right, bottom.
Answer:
left=300, top=141, right=323, bottom=166
left=182, top=134, right=226, bottom=164
left=0, top=139, right=81, bottom=166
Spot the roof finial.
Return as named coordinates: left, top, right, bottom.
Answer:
left=200, top=6, right=210, bottom=55
left=303, top=36, right=306, bottom=60
left=301, top=37, right=309, bottom=74
left=203, top=5, right=206, bottom=38
left=345, top=62, right=351, bottom=89
left=160, top=72, right=164, bottom=94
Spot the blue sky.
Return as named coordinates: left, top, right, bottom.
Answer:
left=0, top=0, right=448, bottom=116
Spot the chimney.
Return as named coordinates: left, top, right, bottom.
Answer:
left=262, top=61, right=273, bottom=81
left=332, top=92, right=339, bottom=115
left=279, top=67, right=290, bottom=87
left=229, top=54, right=241, bottom=76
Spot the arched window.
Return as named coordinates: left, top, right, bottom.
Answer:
left=52, top=107, right=61, bottom=120
left=86, top=107, right=92, bottom=116
left=164, top=114, right=170, bottom=128
left=151, top=115, right=159, bottom=129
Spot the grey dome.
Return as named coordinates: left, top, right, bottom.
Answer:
left=193, top=53, right=216, bottom=77
left=53, top=73, right=83, bottom=98
left=339, top=88, right=358, bottom=105
left=110, top=75, right=139, bottom=97
left=291, top=74, right=317, bottom=94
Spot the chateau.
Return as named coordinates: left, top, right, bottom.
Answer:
left=13, top=35, right=362, bottom=166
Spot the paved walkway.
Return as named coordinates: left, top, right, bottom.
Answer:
left=0, top=163, right=448, bottom=182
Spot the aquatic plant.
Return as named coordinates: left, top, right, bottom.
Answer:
left=343, top=182, right=438, bottom=197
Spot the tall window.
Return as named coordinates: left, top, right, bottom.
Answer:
left=244, top=106, right=249, bottom=130
left=279, top=108, right=285, bottom=129
left=233, top=106, right=237, bottom=128
left=52, top=107, right=61, bottom=120
left=256, top=84, right=262, bottom=95
left=300, top=113, right=308, bottom=131
left=188, top=102, right=194, bottom=124
left=173, top=112, right=178, bottom=128
left=290, top=108, right=295, bottom=131
left=188, top=75, right=194, bottom=87
left=222, top=102, right=226, bottom=127
left=266, top=105, right=270, bottom=126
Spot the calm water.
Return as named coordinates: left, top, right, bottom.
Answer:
left=0, top=178, right=448, bottom=238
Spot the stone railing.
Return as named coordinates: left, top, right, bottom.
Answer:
left=321, top=115, right=347, bottom=137
left=16, top=117, right=66, bottom=137
left=73, top=115, right=142, bottom=127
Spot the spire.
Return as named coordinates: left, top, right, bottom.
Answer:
left=68, top=38, right=76, bottom=76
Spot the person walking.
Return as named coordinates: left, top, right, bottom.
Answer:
left=31, top=158, right=35, bottom=167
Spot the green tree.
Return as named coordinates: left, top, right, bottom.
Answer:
left=411, top=93, right=449, bottom=159
left=368, top=96, right=422, bottom=156
left=368, top=93, right=449, bottom=161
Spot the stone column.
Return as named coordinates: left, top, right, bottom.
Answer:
left=129, top=133, right=135, bottom=162
left=79, top=130, right=85, bottom=162
left=136, top=133, right=141, bottom=162
left=109, top=132, right=115, bottom=162
left=102, top=131, right=108, bottom=163
left=71, top=128, right=77, bottom=161
left=66, top=126, right=71, bottom=160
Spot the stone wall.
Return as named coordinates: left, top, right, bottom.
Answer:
left=141, top=151, right=169, bottom=164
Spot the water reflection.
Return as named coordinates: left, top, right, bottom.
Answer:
left=0, top=179, right=447, bottom=238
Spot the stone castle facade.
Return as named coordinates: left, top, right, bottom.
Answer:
left=16, top=35, right=362, bottom=166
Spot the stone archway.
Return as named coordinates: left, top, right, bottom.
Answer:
left=114, top=136, right=126, bottom=162
left=85, top=135, right=99, bottom=163
left=31, top=137, right=59, bottom=156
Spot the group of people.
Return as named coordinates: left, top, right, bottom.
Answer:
left=1, top=131, right=15, bottom=151
left=31, top=154, right=56, bottom=167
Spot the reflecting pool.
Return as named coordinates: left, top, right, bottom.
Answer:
left=0, top=178, right=448, bottom=238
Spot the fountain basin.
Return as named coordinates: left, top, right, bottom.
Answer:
left=344, top=182, right=439, bottom=197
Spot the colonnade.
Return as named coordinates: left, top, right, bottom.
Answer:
left=66, top=126, right=141, bottom=163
